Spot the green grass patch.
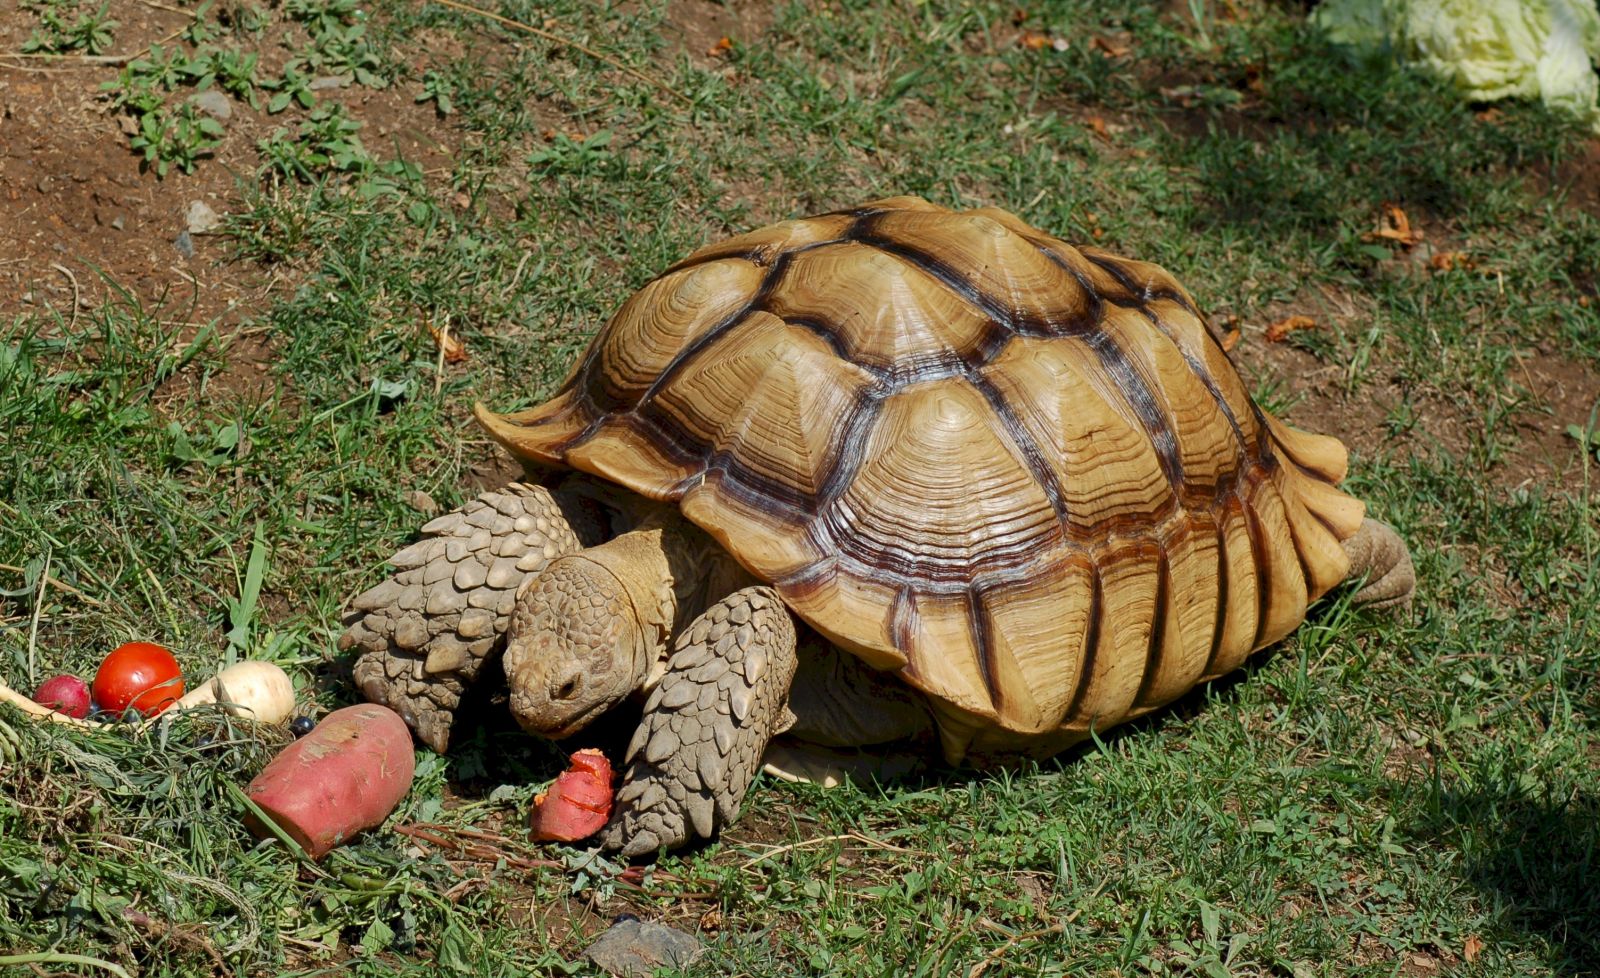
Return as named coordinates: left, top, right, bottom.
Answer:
left=2, top=0, right=1598, bottom=974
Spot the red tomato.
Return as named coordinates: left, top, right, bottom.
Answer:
left=93, top=642, right=185, bottom=716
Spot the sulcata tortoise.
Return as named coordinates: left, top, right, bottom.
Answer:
left=342, top=196, right=1415, bottom=856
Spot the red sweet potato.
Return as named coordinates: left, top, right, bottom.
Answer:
left=244, top=703, right=415, bottom=859
left=530, top=748, right=614, bottom=842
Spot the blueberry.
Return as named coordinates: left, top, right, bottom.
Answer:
left=289, top=716, right=316, bottom=737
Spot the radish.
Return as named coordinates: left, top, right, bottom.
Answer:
left=32, top=675, right=91, bottom=718
left=172, top=660, right=296, bottom=725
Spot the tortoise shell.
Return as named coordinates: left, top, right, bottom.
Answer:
left=477, top=196, right=1366, bottom=762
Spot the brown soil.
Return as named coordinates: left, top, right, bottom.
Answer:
left=1234, top=304, right=1600, bottom=499
left=1533, top=135, right=1600, bottom=218
left=0, top=2, right=458, bottom=411
left=659, top=0, right=779, bottom=63
left=1, top=6, right=266, bottom=334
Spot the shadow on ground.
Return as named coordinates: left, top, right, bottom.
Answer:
left=1409, top=782, right=1600, bottom=975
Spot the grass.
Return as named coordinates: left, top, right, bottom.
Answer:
left=2, top=0, right=1599, bottom=974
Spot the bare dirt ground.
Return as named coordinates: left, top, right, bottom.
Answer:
left=0, top=5, right=455, bottom=367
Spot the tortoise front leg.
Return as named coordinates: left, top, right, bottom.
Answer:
left=599, top=586, right=799, bottom=858
left=342, top=483, right=600, bottom=751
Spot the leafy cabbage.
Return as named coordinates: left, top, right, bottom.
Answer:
left=1313, top=0, right=1600, bottom=130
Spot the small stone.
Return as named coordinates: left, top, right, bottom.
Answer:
left=403, top=489, right=439, bottom=515
left=173, top=230, right=194, bottom=258
left=186, top=200, right=221, bottom=235
left=584, top=918, right=702, bottom=976
left=189, top=89, right=232, bottom=120
left=110, top=215, right=124, bottom=231
left=309, top=74, right=352, bottom=91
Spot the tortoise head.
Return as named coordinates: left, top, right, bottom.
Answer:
left=503, top=554, right=655, bottom=739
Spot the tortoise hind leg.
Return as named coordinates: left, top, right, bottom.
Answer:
left=600, top=586, right=798, bottom=858
left=761, top=633, right=934, bottom=787
left=1341, top=518, right=1416, bottom=614
left=342, top=483, right=600, bottom=751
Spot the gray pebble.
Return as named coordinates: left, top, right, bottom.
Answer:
left=585, top=918, right=701, bottom=976
left=186, top=200, right=221, bottom=235
left=189, top=90, right=233, bottom=121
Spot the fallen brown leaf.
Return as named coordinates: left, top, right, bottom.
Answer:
left=1217, top=313, right=1242, bottom=351
left=1092, top=35, right=1130, bottom=58
left=1242, top=62, right=1265, bottom=94
left=1265, top=314, right=1316, bottom=342
left=1018, top=30, right=1062, bottom=51
left=1085, top=115, right=1111, bottom=141
left=707, top=36, right=733, bottom=58
left=1463, top=935, right=1484, bottom=963
left=1366, top=202, right=1425, bottom=249
left=428, top=320, right=468, bottom=364
left=699, top=905, right=723, bottom=932
left=1428, top=250, right=1470, bottom=272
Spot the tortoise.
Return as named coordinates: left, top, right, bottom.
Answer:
left=342, top=196, right=1415, bottom=857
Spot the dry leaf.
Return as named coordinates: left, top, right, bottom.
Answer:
left=707, top=36, right=734, bottom=58
left=699, top=906, right=723, bottom=932
left=1217, top=314, right=1242, bottom=351
left=1243, top=63, right=1265, bottom=94
left=1092, top=35, right=1130, bottom=58
left=1265, top=315, right=1316, bottom=342
left=428, top=320, right=468, bottom=364
left=1085, top=115, right=1111, bottom=141
left=1015, top=31, right=1067, bottom=52
left=1428, top=250, right=1469, bottom=272
left=1463, top=935, right=1483, bottom=963
left=1366, top=202, right=1425, bottom=249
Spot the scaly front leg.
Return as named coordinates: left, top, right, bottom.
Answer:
left=600, top=586, right=799, bottom=858
left=342, top=483, right=600, bottom=751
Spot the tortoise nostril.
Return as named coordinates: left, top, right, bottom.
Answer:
left=553, top=677, right=580, bottom=700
